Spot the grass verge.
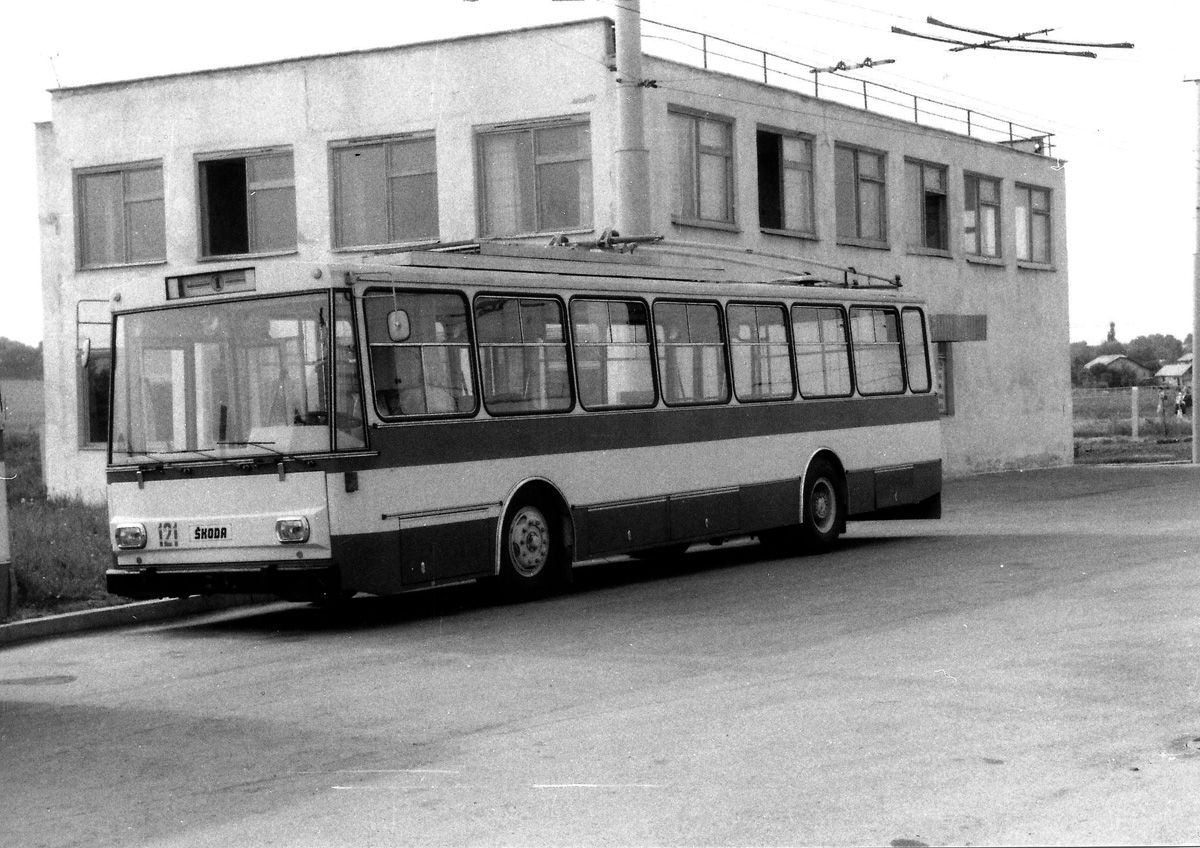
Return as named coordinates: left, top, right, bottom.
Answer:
left=5, top=430, right=119, bottom=622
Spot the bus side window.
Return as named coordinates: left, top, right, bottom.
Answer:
left=365, top=290, right=477, bottom=418
left=475, top=296, right=572, bottom=415
left=901, top=308, right=932, bottom=393
left=653, top=301, right=729, bottom=406
left=570, top=298, right=655, bottom=410
left=849, top=306, right=904, bottom=395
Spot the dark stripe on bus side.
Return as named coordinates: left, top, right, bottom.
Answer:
left=370, top=393, right=939, bottom=468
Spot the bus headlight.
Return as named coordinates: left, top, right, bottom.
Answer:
left=275, top=517, right=310, bottom=544
left=114, top=524, right=147, bottom=550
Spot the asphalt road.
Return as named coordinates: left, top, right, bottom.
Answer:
left=2, top=465, right=1200, bottom=847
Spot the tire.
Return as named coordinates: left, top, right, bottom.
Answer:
left=499, top=497, right=564, bottom=596
left=799, top=457, right=844, bottom=552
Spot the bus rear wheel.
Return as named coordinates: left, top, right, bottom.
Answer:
left=800, top=458, right=844, bottom=552
left=499, top=497, right=564, bottom=596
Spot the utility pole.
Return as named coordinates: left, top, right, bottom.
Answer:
left=1191, top=78, right=1200, bottom=464
left=614, top=0, right=651, bottom=236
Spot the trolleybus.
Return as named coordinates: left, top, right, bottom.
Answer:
left=105, top=243, right=943, bottom=602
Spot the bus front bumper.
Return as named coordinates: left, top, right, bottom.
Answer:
left=106, top=561, right=341, bottom=601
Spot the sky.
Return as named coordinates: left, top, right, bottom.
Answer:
left=1, top=0, right=1196, bottom=348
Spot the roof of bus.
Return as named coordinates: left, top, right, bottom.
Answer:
left=342, top=244, right=919, bottom=305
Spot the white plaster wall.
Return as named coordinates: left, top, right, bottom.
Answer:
left=37, top=18, right=1070, bottom=502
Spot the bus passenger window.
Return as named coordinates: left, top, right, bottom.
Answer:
left=902, top=308, right=932, bottom=393
left=475, top=296, right=572, bottom=415
left=727, top=304, right=793, bottom=401
left=654, top=302, right=729, bottom=406
left=850, top=306, right=904, bottom=395
left=365, top=290, right=477, bottom=418
left=792, top=305, right=852, bottom=398
left=570, top=299, right=655, bottom=410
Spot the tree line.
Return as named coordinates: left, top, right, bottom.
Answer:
left=1071, top=323, right=1192, bottom=387
left=0, top=338, right=43, bottom=380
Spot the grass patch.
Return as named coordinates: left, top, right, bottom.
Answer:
left=5, top=430, right=120, bottom=621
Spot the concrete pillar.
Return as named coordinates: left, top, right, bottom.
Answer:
left=0, top=412, right=12, bottom=621
left=615, top=0, right=652, bottom=237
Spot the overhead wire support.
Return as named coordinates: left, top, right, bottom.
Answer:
left=892, top=17, right=1133, bottom=59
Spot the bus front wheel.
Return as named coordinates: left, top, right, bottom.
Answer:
left=499, top=497, right=564, bottom=596
left=800, top=458, right=844, bottom=552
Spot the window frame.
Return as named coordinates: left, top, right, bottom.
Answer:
left=906, top=159, right=949, bottom=255
left=900, top=307, right=933, bottom=394
left=756, top=126, right=815, bottom=237
left=364, top=288, right=479, bottom=421
left=848, top=305, right=905, bottom=397
left=74, top=160, right=166, bottom=270
left=726, top=301, right=795, bottom=402
left=1015, top=183, right=1052, bottom=265
left=197, top=147, right=297, bottom=259
left=652, top=299, right=731, bottom=407
left=791, top=303, right=854, bottom=400
left=475, top=117, right=594, bottom=238
left=330, top=133, right=439, bottom=249
left=834, top=144, right=888, bottom=248
left=669, top=106, right=737, bottom=229
left=473, top=293, right=575, bottom=417
left=963, top=173, right=1002, bottom=259
left=568, top=297, right=658, bottom=412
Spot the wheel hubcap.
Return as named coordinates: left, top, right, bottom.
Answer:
left=810, top=479, right=836, bottom=534
left=509, top=506, right=550, bottom=577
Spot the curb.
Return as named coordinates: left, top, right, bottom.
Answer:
left=0, top=595, right=278, bottom=648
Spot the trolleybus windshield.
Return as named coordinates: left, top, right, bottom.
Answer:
left=109, top=291, right=365, bottom=464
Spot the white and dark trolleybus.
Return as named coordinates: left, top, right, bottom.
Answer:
left=106, top=241, right=943, bottom=603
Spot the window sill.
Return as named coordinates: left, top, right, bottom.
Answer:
left=77, top=259, right=167, bottom=273
left=836, top=237, right=890, bottom=251
left=965, top=254, right=1006, bottom=268
left=761, top=227, right=818, bottom=242
left=1017, top=260, right=1056, bottom=272
left=197, top=248, right=299, bottom=263
left=906, top=246, right=953, bottom=259
left=672, top=217, right=741, bottom=234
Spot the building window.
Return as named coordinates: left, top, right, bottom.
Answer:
left=907, top=160, right=948, bottom=251
left=964, top=174, right=1000, bottom=258
left=1016, top=185, right=1051, bottom=263
left=850, top=306, right=904, bottom=395
left=792, top=305, right=852, bottom=398
left=478, top=120, right=592, bottom=237
left=727, top=303, right=793, bottom=401
left=670, top=109, right=734, bottom=225
left=757, top=129, right=814, bottom=234
left=199, top=150, right=296, bottom=257
left=654, top=301, right=729, bottom=405
left=475, top=296, right=573, bottom=415
left=936, top=342, right=953, bottom=415
left=333, top=136, right=438, bottom=247
left=835, top=145, right=887, bottom=244
left=75, top=162, right=164, bottom=268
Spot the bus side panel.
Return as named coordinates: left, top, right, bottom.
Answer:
left=398, top=516, right=496, bottom=585
left=669, top=489, right=742, bottom=540
left=738, top=479, right=800, bottom=533
left=331, top=530, right=399, bottom=596
left=580, top=498, right=670, bottom=558
left=846, top=459, right=942, bottom=520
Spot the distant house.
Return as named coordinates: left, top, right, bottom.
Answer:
left=1084, top=354, right=1155, bottom=385
left=1155, top=361, right=1193, bottom=387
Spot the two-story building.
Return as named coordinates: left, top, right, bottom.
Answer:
left=36, top=15, right=1070, bottom=503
